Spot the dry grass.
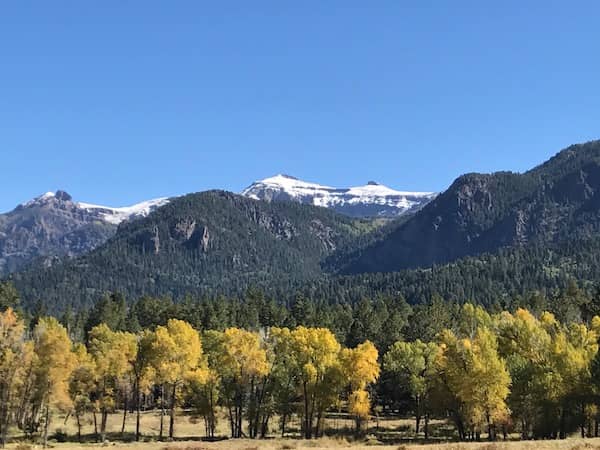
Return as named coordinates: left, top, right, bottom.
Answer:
left=7, top=438, right=600, bottom=450
left=6, top=411, right=600, bottom=450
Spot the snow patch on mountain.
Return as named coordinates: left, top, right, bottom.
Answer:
left=20, top=191, right=169, bottom=224
left=242, top=174, right=437, bottom=217
left=78, top=197, right=170, bottom=224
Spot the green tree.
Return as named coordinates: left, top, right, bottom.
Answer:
left=384, top=339, right=439, bottom=438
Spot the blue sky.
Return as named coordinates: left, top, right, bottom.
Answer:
left=1, top=1, right=599, bottom=212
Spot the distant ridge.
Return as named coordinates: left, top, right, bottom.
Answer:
left=242, top=174, right=436, bottom=218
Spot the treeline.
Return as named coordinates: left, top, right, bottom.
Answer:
left=1, top=307, right=379, bottom=447
left=4, top=284, right=600, bottom=445
left=15, top=275, right=600, bottom=356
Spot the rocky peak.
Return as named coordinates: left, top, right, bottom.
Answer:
left=55, top=190, right=73, bottom=202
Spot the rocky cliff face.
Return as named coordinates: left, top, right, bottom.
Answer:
left=0, top=191, right=168, bottom=274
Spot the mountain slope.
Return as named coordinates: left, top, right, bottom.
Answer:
left=242, top=174, right=436, bottom=217
left=0, top=191, right=168, bottom=275
left=11, top=190, right=373, bottom=312
left=336, top=140, right=600, bottom=273
left=1, top=173, right=433, bottom=276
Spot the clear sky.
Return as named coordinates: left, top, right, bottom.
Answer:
left=1, top=1, right=600, bottom=212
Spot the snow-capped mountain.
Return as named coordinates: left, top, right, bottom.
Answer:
left=20, top=190, right=170, bottom=224
left=242, top=174, right=436, bottom=217
left=0, top=190, right=169, bottom=274
left=0, top=176, right=435, bottom=275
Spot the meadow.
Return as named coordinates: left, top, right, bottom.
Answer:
left=6, top=411, right=600, bottom=450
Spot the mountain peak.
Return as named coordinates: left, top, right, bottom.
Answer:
left=55, top=190, right=73, bottom=201
left=14, top=190, right=169, bottom=225
left=21, top=190, right=72, bottom=208
left=279, top=174, right=299, bottom=180
left=242, top=175, right=436, bottom=218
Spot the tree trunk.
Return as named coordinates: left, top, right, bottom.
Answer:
left=228, top=405, right=234, bottom=437
left=159, top=384, right=165, bottom=440
left=281, top=412, right=287, bottom=438
left=43, top=404, right=50, bottom=449
left=424, top=413, right=429, bottom=440
left=169, top=383, right=177, bottom=439
left=135, top=383, right=141, bottom=442
left=101, top=409, right=108, bottom=442
left=303, top=382, right=311, bottom=439
left=76, top=412, right=82, bottom=442
left=315, top=409, right=322, bottom=438
left=208, top=389, right=216, bottom=438
left=559, top=408, right=566, bottom=439
left=93, top=411, right=99, bottom=442
left=121, top=392, right=128, bottom=436
left=261, top=413, right=270, bottom=438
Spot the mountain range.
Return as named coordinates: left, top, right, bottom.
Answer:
left=0, top=176, right=430, bottom=275
left=242, top=174, right=436, bottom=217
left=0, top=191, right=168, bottom=274
left=6, top=139, right=600, bottom=312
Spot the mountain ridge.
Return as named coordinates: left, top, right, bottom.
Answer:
left=335, top=140, right=600, bottom=274
left=9, top=190, right=376, bottom=313
left=0, top=175, right=435, bottom=275
left=242, top=174, right=436, bottom=217
left=0, top=190, right=168, bottom=274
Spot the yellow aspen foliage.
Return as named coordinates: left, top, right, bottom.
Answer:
left=341, top=340, right=380, bottom=392
left=458, top=303, right=493, bottom=338
left=591, top=315, right=600, bottom=335
left=150, top=319, right=203, bottom=385
left=207, top=328, right=268, bottom=438
left=33, top=317, right=76, bottom=446
left=438, top=326, right=510, bottom=437
left=341, top=341, right=380, bottom=432
left=220, top=327, right=269, bottom=381
left=88, top=324, right=138, bottom=441
left=34, top=317, right=76, bottom=411
left=148, top=319, right=204, bottom=439
left=348, top=389, right=371, bottom=420
left=496, top=308, right=551, bottom=363
left=88, top=324, right=138, bottom=385
left=69, top=343, right=96, bottom=440
left=0, top=308, right=32, bottom=446
left=287, top=326, right=343, bottom=439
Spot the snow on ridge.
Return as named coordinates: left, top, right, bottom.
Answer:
left=243, top=174, right=337, bottom=199
left=21, top=191, right=56, bottom=207
left=78, top=197, right=170, bottom=224
left=17, top=190, right=170, bottom=224
left=346, top=183, right=436, bottom=198
left=246, top=174, right=434, bottom=198
left=242, top=174, right=437, bottom=216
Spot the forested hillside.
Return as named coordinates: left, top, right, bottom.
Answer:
left=338, top=140, right=600, bottom=273
left=10, top=190, right=376, bottom=312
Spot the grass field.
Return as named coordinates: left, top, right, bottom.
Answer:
left=6, top=410, right=600, bottom=450
left=7, top=437, right=600, bottom=450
